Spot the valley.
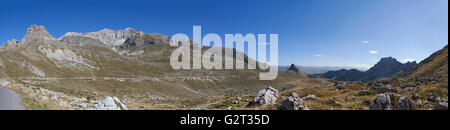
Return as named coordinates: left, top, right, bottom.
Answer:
left=0, top=25, right=447, bottom=110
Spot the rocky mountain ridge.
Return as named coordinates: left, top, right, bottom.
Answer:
left=0, top=25, right=302, bottom=109
left=309, top=57, right=417, bottom=82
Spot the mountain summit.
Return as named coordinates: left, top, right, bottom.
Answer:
left=309, top=57, right=417, bottom=82
left=365, top=57, right=417, bottom=80
left=287, top=64, right=299, bottom=72
left=21, top=25, right=55, bottom=44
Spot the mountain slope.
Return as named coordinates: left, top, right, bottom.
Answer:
left=0, top=25, right=300, bottom=101
left=285, top=64, right=307, bottom=78
left=408, top=45, right=448, bottom=79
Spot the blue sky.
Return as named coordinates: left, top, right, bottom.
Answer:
left=0, top=0, right=448, bottom=68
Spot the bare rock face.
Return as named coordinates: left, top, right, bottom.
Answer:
left=248, top=87, right=279, bottom=107
left=94, top=96, right=128, bottom=110
left=62, top=27, right=142, bottom=46
left=21, top=25, right=55, bottom=44
left=279, top=92, right=308, bottom=110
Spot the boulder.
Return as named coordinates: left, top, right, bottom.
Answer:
left=194, top=107, right=207, bottom=110
left=234, top=100, right=239, bottom=104
left=427, top=93, right=438, bottom=102
left=405, top=88, right=414, bottom=92
left=336, top=85, right=345, bottom=90
left=225, top=106, right=233, bottom=110
left=433, top=98, right=448, bottom=110
left=394, top=95, right=416, bottom=110
left=345, top=96, right=357, bottom=101
left=412, top=93, right=419, bottom=100
left=358, top=90, right=370, bottom=96
left=370, top=93, right=395, bottom=110
left=1, top=80, right=11, bottom=86
left=416, top=100, right=423, bottom=107
left=304, top=94, right=318, bottom=100
left=249, top=87, right=279, bottom=107
left=94, top=96, right=128, bottom=110
left=279, top=92, right=307, bottom=110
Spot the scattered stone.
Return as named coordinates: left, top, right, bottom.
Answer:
left=336, top=85, right=345, bottom=90
left=405, top=88, right=414, bottom=92
left=193, top=107, right=207, bottom=110
left=345, top=96, right=357, bottom=101
left=279, top=92, right=307, bottom=110
left=427, top=93, right=438, bottom=102
left=374, top=86, right=388, bottom=93
left=78, top=103, right=88, bottom=108
left=225, top=106, right=233, bottom=110
left=412, top=93, right=419, bottom=100
left=416, top=100, right=423, bottom=107
left=328, top=98, right=339, bottom=105
left=437, top=85, right=448, bottom=89
left=304, top=94, right=318, bottom=100
left=358, top=90, right=370, bottom=96
left=424, top=100, right=430, bottom=106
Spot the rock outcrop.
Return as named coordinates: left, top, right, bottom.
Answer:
left=0, top=80, right=11, bottom=86
left=248, top=87, right=279, bottom=107
left=62, top=28, right=143, bottom=46
left=287, top=64, right=299, bottom=73
left=394, top=95, right=416, bottom=110
left=304, top=94, right=318, bottom=100
left=433, top=98, right=448, bottom=110
left=279, top=92, right=308, bottom=110
left=21, top=25, right=55, bottom=45
left=370, top=93, right=418, bottom=110
left=370, top=93, right=396, bottom=110
left=94, top=96, right=128, bottom=110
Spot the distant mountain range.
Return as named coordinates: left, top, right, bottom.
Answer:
left=278, top=65, right=367, bottom=74
left=308, top=57, right=418, bottom=82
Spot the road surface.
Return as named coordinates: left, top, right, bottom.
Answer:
left=0, top=88, right=24, bottom=110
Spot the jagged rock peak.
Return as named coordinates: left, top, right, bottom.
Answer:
left=21, top=25, right=55, bottom=44
left=62, top=27, right=145, bottom=46
left=288, top=64, right=299, bottom=72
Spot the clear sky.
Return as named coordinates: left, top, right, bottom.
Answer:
left=0, top=0, right=448, bottom=68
